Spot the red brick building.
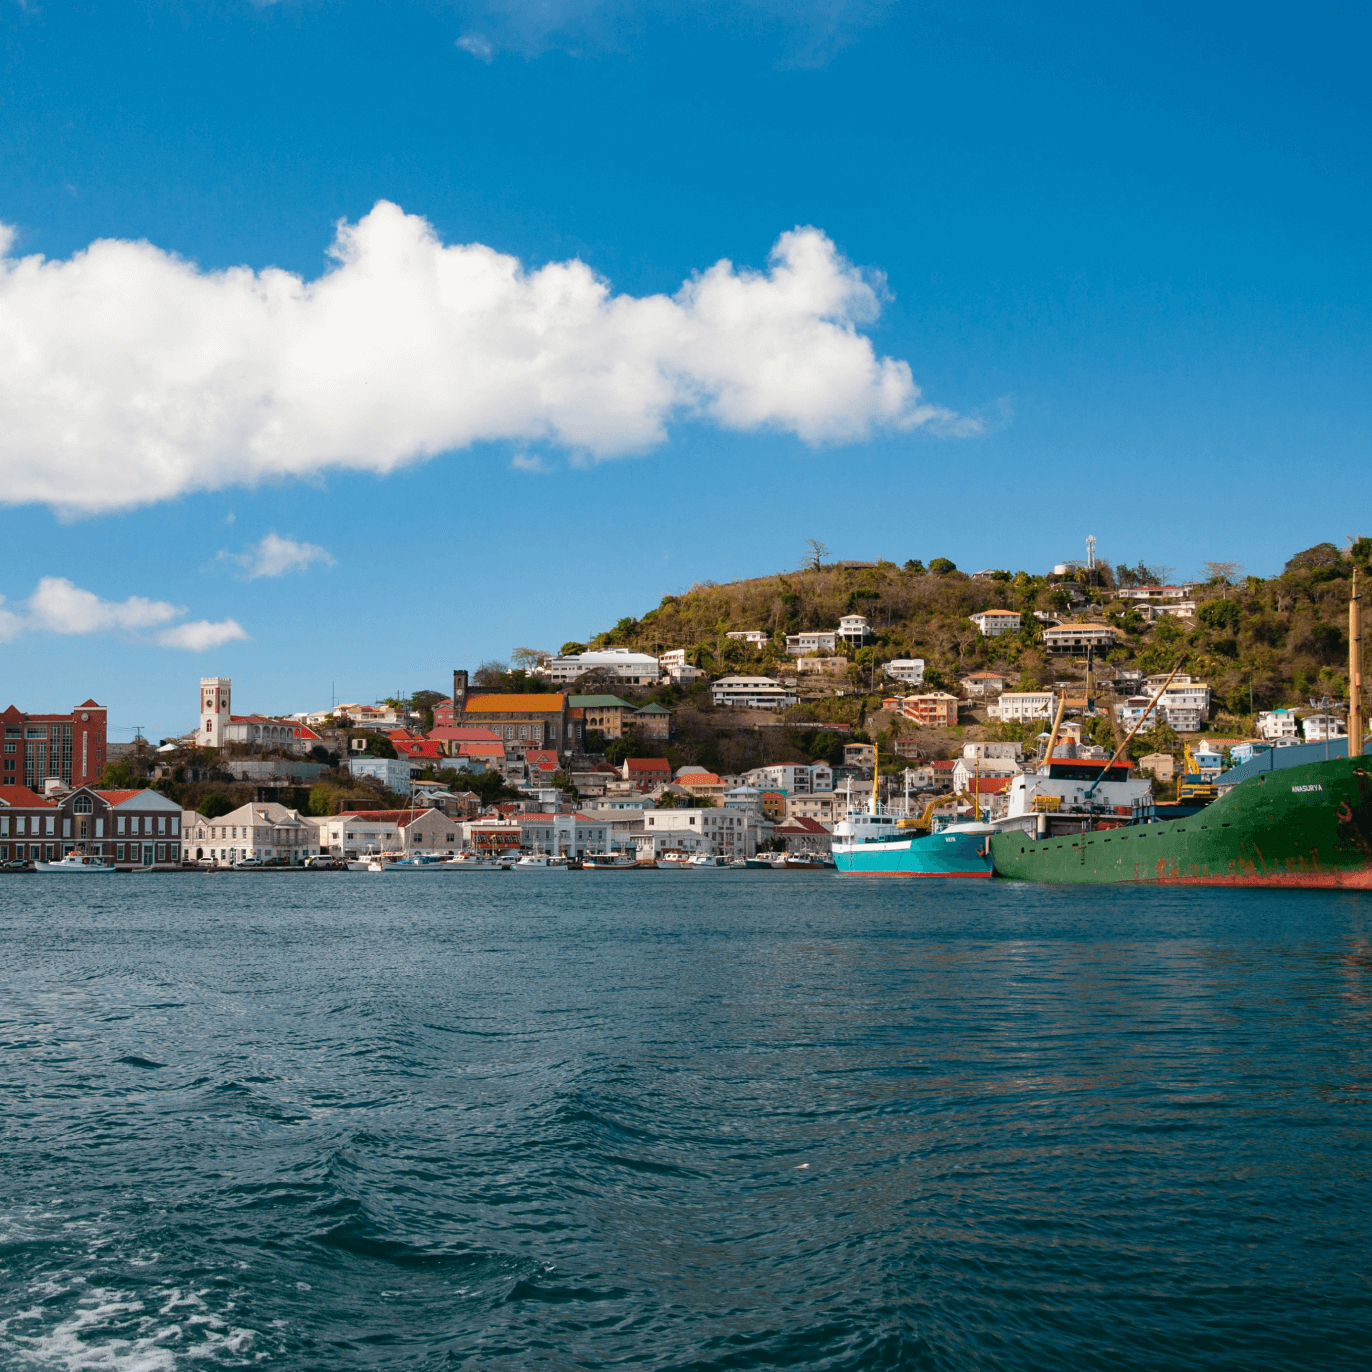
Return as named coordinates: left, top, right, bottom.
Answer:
left=1, top=699, right=107, bottom=792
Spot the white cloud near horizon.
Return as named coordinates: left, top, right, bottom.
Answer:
left=0, top=202, right=977, bottom=515
left=0, top=577, right=247, bottom=649
left=220, top=533, right=335, bottom=579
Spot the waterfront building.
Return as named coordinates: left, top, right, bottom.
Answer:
left=188, top=801, right=318, bottom=866
left=640, top=806, right=763, bottom=859
left=1, top=784, right=182, bottom=867
left=1, top=699, right=107, bottom=792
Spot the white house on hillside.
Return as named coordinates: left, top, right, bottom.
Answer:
left=710, top=676, right=798, bottom=710
left=883, top=659, right=926, bottom=684
left=970, top=610, right=1021, bottom=637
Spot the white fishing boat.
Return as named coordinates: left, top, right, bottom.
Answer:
left=514, top=853, right=569, bottom=869
left=35, top=851, right=115, bottom=874
left=439, top=853, right=507, bottom=871
left=689, top=853, right=727, bottom=867
left=381, top=854, right=447, bottom=871
left=582, top=851, right=638, bottom=869
left=656, top=850, right=693, bottom=868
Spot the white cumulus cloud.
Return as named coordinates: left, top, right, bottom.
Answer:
left=27, top=577, right=183, bottom=634
left=221, top=533, right=335, bottom=579
left=0, top=202, right=975, bottom=515
left=153, top=619, right=250, bottom=651
left=0, top=577, right=248, bottom=650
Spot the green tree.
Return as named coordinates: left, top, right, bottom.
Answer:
left=928, top=558, right=957, bottom=575
left=99, top=757, right=143, bottom=789
left=903, top=559, right=926, bottom=574
left=363, top=734, right=397, bottom=759
left=308, top=785, right=336, bottom=817
left=560, top=641, right=587, bottom=655
left=200, top=792, right=235, bottom=819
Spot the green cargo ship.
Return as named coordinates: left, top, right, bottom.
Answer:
left=990, top=755, right=1372, bottom=887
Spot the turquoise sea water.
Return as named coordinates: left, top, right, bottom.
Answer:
left=1, top=871, right=1369, bottom=1370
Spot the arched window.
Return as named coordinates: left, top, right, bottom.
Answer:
left=73, top=795, right=93, bottom=814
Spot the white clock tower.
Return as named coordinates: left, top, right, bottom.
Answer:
left=199, top=677, right=231, bottom=748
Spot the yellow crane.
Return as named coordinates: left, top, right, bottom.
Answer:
left=1178, top=741, right=1218, bottom=805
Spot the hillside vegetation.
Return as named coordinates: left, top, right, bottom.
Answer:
left=575, top=541, right=1370, bottom=734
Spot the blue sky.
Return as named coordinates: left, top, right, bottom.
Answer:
left=1, top=0, right=1369, bottom=740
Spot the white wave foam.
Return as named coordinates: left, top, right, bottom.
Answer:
left=3, top=1285, right=255, bottom=1370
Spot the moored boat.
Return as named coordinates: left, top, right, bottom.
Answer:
left=35, top=851, right=116, bottom=874
left=833, top=747, right=993, bottom=878
left=991, top=753, right=1372, bottom=886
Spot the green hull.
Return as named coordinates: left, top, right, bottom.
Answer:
left=990, top=756, right=1372, bottom=887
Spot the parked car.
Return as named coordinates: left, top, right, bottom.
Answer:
left=236, top=858, right=264, bottom=869
left=2, top=858, right=31, bottom=871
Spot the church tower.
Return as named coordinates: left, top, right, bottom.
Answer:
left=199, top=677, right=231, bottom=748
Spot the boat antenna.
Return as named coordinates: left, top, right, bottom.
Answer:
left=1351, top=566, right=1363, bottom=758
left=1085, top=656, right=1186, bottom=799
left=870, top=739, right=880, bottom=813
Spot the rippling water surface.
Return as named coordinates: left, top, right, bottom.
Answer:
left=1, top=871, right=1370, bottom=1370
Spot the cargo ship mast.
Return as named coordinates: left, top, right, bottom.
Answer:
left=1352, top=568, right=1363, bottom=758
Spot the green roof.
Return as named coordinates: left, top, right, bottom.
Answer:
left=569, top=694, right=636, bottom=709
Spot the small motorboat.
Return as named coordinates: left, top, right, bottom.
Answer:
left=689, top=853, right=727, bottom=867
left=35, top=851, right=115, bottom=874
left=439, top=853, right=505, bottom=870
left=582, top=851, right=639, bottom=869
left=514, top=853, right=569, bottom=869
left=743, top=857, right=774, bottom=869
left=382, top=854, right=447, bottom=871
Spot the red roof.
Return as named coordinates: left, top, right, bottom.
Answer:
left=966, top=777, right=1010, bottom=794
left=931, top=760, right=958, bottom=771
left=388, top=729, right=422, bottom=742
left=428, top=726, right=502, bottom=742
left=625, top=758, right=670, bottom=770
left=679, top=772, right=722, bottom=785
left=774, top=816, right=831, bottom=833
left=396, top=740, right=445, bottom=759
left=525, top=749, right=558, bottom=767
left=335, top=809, right=436, bottom=824
left=459, top=742, right=505, bottom=757
left=94, top=789, right=148, bottom=805
left=0, top=785, right=56, bottom=807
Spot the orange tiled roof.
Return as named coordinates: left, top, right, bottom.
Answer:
left=462, top=694, right=565, bottom=713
